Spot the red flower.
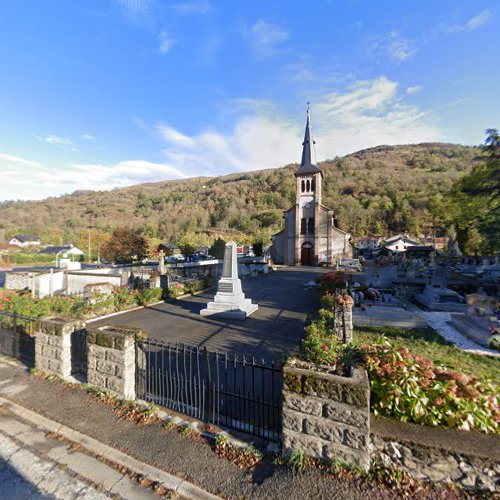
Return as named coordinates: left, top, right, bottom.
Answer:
left=322, top=344, right=330, bottom=351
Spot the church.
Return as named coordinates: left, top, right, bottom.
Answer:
left=271, top=110, right=352, bottom=266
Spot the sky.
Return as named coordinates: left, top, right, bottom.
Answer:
left=0, top=0, right=498, bottom=201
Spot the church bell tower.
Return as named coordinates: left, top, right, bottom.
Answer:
left=294, top=108, right=322, bottom=265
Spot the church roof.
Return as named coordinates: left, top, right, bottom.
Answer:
left=295, top=109, right=322, bottom=177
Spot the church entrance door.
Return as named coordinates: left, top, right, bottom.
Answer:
left=301, top=242, right=314, bottom=266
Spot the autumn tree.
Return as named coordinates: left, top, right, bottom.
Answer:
left=101, top=228, right=148, bottom=264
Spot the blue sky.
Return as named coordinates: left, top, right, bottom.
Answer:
left=0, top=0, right=498, bottom=200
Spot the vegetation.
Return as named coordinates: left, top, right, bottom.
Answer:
left=0, top=143, right=483, bottom=251
left=101, top=228, right=148, bottom=264
left=299, top=274, right=499, bottom=434
left=0, top=287, right=164, bottom=320
left=352, top=326, right=500, bottom=385
left=445, top=129, right=500, bottom=254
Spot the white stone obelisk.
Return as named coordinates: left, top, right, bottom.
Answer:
left=200, top=241, right=258, bottom=319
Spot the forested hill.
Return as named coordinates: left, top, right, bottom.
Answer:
left=0, top=143, right=482, bottom=248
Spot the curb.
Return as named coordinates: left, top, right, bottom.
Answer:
left=0, top=395, right=220, bottom=500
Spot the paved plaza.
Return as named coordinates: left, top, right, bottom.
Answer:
left=92, top=268, right=326, bottom=360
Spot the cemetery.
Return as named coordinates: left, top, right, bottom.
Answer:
left=0, top=110, right=498, bottom=496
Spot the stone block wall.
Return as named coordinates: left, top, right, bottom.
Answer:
left=371, top=416, right=500, bottom=492
left=282, top=362, right=370, bottom=469
left=35, top=319, right=84, bottom=378
left=87, top=326, right=136, bottom=400
left=334, top=304, right=353, bottom=343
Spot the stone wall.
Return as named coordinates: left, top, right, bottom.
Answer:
left=282, top=362, right=370, bottom=469
left=371, top=416, right=500, bottom=492
left=5, top=271, right=32, bottom=291
left=87, top=326, right=136, bottom=400
left=334, top=304, right=353, bottom=343
left=35, top=319, right=84, bottom=378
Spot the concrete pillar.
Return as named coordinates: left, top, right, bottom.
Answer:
left=87, top=326, right=137, bottom=400
left=35, top=319, right=84, bottom=379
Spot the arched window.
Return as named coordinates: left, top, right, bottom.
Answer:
left=306, top=179, right=310, bottom=192
left=308, top=218, right=315, bottom=234
left=311, top=178, right=315, bottom=192
left=301, top=180, right=305, bottom=193
left=301, top=218, right=307, bottom=234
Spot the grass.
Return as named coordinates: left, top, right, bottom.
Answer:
left=352, top=326, right=500, bottom=385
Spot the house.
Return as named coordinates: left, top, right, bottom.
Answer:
left=383, top=234, right=420, bottom=253
left=194, top=246, right=210, bottom=256
left=157, top=243, right=181, bottom=256
left=355, top=236, right=383, bottom=252
left=8, top=234, right=41, bottom=248
left=271, top=109, right=352, bottom=266
left=40, top=245, right=84, bottom=257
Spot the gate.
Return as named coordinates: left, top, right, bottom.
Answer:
left=135, top=337, right=283, bottom=442
left=71, top=328, right=88, bottom=376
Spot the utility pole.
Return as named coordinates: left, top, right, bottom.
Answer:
left=87, top=226, right=92, bottom=263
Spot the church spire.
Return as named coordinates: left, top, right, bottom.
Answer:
left=295, top=106, right=322, bottom=176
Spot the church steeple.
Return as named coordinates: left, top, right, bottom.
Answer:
left=295, top=107, right=322, bottom=177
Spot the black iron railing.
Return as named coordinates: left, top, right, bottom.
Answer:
left=135, top=337, right=283, bottom=442
left=0, top=311, right=37, bottom=367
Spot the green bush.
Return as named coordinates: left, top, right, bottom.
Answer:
left=360, top=339, right=499, bottom=434
left=14, top=253, right=54, bottom=264
left=135, top=288, right=163, bottom=306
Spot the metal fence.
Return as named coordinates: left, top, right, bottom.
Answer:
left=0, top=311, right=36, bottom=367
left=135, top=338, right=283, bottom=442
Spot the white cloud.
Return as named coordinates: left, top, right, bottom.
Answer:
left=444, top=9, right=493, bottom=33
left=2, top=76, right=444, bottom=200
left=0, top=154, right=188, bottom=201
left=40, top=134, right=72, bottom=146
left=158, top=31, right=174, bottom=54
left=154, top=76, right=443, bottom=176
left=245, top=19, right=289, bottom=60
left=83, top=134, right=96, bottom=141
left=370, top=31, right=418, bottom=62
left=314, top=77, right=443, bottom=156
left=406, top=85, right=423, bottom=95
left=170, top=0, right=211, bottom=15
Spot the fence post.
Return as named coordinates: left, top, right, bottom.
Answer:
left=204, top=347, right=211, bottom=422
left=87, top=326, right=137, bottom=400
left=35, top=319, right=83, bottom=379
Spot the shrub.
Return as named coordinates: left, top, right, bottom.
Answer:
left=361, top=339, right=499, bottom=434
left=320, top=272, right=347, bottom=294
left=135, top=288, right=163, bottom=306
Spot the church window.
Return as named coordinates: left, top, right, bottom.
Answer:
left=306, top=179, right=310, bottom=192
left=311, top=178, right=315, bottom=192
left=308, top=218, right=315, bottom=234
left=301, top=218, right=307, bottom=234
left=301, top=180, right=305, bottom=192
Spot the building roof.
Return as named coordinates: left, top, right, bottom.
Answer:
left=405, top=246, right=435, bottom=253
left=159, top=243, right=180, bottom=249
left=40, top=245, right=80, bottom=254
left=295, top=109, right=322, bottom=177
left=384, top=234, right=420, bottom=246
left=12, top=234, right=40, bottom=242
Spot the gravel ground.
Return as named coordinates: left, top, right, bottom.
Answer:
left=415, top=311, right=499, bottom=357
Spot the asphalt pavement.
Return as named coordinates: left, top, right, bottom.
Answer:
left=91, top=269, right=327, bottom=360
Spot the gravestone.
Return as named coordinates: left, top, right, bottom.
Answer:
left=200, top=241, right=258, bottom=319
